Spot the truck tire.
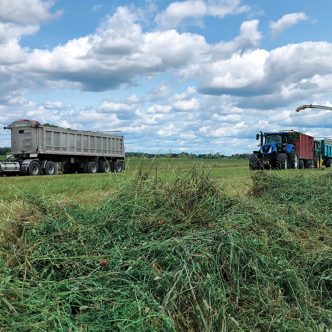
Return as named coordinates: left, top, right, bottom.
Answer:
left=99, top=160, right=111, bottom=173
left=85, top=161, right=98, bottom=174
left=249, top=154, right=261, bottom=170
left=44, top=161, right=57, bottom=175
left=28, top=160, right=41, bottom=176
left=290, top=153, right=299, bottom=169
left=299, top=160, right=304, bottom=169
left=276, top=153, right=288, bottom=170
left=113, top=161, right=123, bottom=173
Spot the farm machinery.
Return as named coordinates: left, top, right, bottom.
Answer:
left=0, top=119, right=125, bottom=176
left=249, top=131, right=313, bottom=170
left=250, top=104, right=332, bottom=170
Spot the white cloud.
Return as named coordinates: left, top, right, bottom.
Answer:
left=156, top=1, right=207, bottom=28
left=100, top=101, right=133, bottom=113
left=210, top=20, right=261, bottom=58
left=156, top=0, right=249, bottom=29
left=0, top=0, right=61, bottom=25
left=173, top=98, right=200, bottom=111
left=0, top=22, right=38, bottom=44
left=270, top=12, right=308, bottom=37
left=0, top=5, right=332, bottom=154
left=6, top=7, right=207, bottom=92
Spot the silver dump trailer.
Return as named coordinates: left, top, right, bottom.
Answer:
left=0, top=119, right=125, bottom=176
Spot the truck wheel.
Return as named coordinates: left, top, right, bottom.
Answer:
left=249, top=154, right=261, bottom=170
left=99, top=160, right=111, bottom=173
left=45, top=161, right=57, bottom=175
left=290, top=153, right=299, bottom=169
left=86, top=161, right=98, bottom=174
left=299, top=160, right=304, bottom=169
left=276, top=153, right=288, bottom=170
left=113, top=161, right=123, bottom=173
left=28, top=160, right=41, bottom=176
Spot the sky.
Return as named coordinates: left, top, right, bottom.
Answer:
left=0, top=0, right=332, bottom=154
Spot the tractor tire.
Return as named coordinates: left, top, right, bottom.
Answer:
left=276, top=153, right=288, bottom=170
left=249, top=154, right=261, bottom=170
left=28, top=160, right=41, bottom=176
left=44, top=161, right=57, bottom=175
left=299, top=160, right=304, bottom=169
left=290, top=153, right=299, bottom=169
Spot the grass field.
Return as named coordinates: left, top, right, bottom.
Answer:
left=0, top=157, right=331, bottom=331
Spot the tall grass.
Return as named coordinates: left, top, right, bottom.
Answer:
left=0, top=168, right=331, bottom=331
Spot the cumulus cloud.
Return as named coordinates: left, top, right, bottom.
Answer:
left=8, top=7, right=206, bottom=91
left=0, top=0, right=61, bottom=25
left=198, top=41, right=332, bottom=110
left=269, top=12, right=308, bottom=37
left=0, top=4, right=332, bottom=153
left=156, top=0, right=249, bottom=29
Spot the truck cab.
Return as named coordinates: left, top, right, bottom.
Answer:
left=258, top=132, right=294, bottom=156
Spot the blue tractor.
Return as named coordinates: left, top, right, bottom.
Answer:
left=249, top=131, right=299, bottom=170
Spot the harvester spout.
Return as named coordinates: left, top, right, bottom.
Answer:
left=296, top=104, right=332, bottom=112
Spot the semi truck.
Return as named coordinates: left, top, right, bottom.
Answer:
left=249, top=130, right=314, bottom=170
left=0, top=119, right=125, bottom=176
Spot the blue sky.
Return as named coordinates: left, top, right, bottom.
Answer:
left=1, top=0, right=332, bottom=154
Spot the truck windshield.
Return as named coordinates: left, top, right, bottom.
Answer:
left=265, top=135, right=282, bottom=144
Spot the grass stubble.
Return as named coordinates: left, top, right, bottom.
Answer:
left=0, top=166, right=331, bottom=331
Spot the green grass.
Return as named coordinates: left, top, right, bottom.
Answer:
left=0, top=158, right=331, bottom=331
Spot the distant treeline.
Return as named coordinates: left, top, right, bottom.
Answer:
left=126, top=152, right=249, bottom=159
left=0, top=147, right=248, bottom=159
left=0, top=147, right=10, bottom=155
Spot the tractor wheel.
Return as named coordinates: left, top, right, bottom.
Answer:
left=249, top=154, right=261, bottom=170
left=290, top=153, right=299, bottom=169
left=276, top=153, right=288, bottom=170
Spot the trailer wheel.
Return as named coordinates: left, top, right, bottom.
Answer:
left=249, top=154, right=261, bottom=170
left=290, top=153, right=299, bottom=169
left=113, top=161, right=123, bottom=173
left=276, top=153, right=288, bottom=170
left=325, top=159, right=331, bottom=167
left=99, top=160, right=111, bottom=173
left=45, top=161, right=57, bottom=175
left=86, top=161, right=98, bottom=174
left=28, top=160, right=41, bottom=176
left=299, top=160, right=304, bottom=169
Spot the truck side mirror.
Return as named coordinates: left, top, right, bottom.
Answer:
left=256, top=134, right=259, bottom=140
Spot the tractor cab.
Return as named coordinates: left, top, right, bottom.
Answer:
left=257, top=132, right=292, bottom=155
